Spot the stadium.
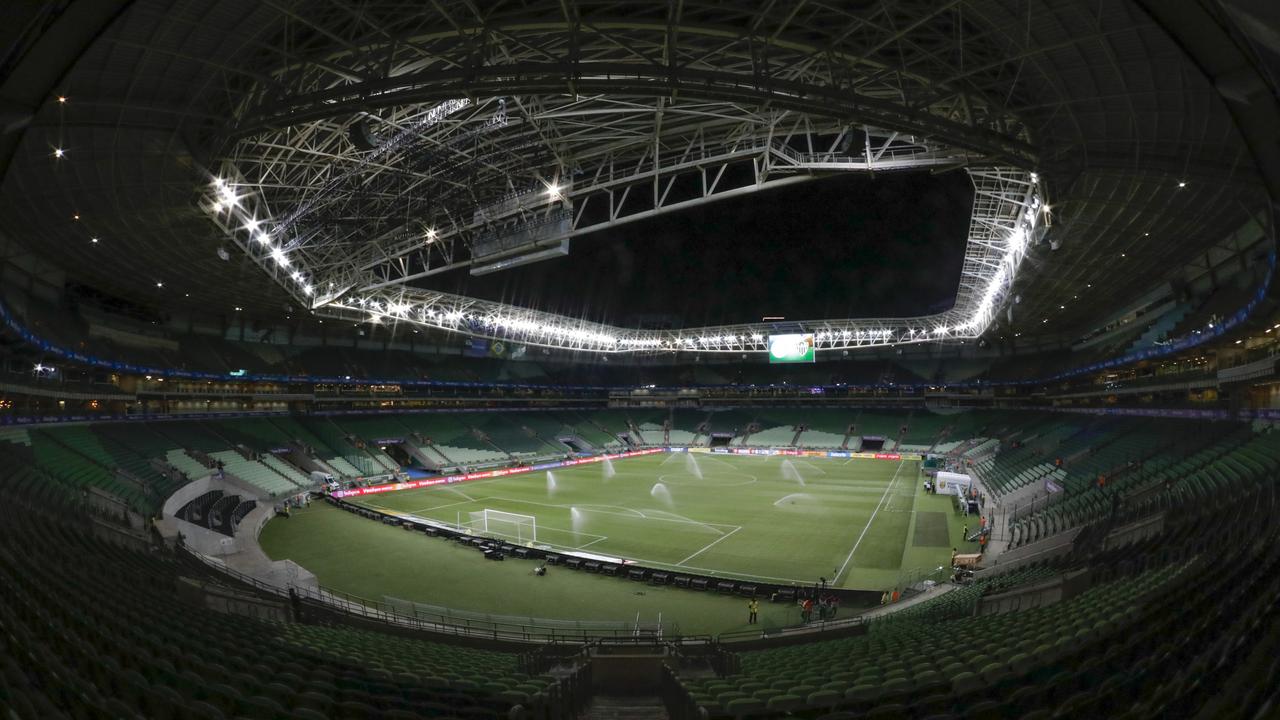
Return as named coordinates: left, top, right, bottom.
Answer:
left=1, top=1, right=1279, bottom=718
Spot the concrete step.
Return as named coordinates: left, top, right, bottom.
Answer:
left=582, top=695, right=669, bottom=720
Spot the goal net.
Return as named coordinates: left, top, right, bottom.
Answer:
left=464, top=509, right=537, bottom=544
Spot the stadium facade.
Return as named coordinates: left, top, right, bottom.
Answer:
left=1, top=2, right=1279, bottom=719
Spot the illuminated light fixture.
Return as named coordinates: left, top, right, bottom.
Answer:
left=73, top=214, right=79, bottom=220
left=545, top=181, right=562, bottom=200
left=425, top=228, right=437, bottom=243
left=1235, top=339, right=1242, bottom=344
left=291, top=271, right=302, bottom=282
left=53, top=148, right=64, bottom=158
left=1178, top=181, right=1187, bottom=188
left=155, top=281, right=163, bottom=288
left=90, top=237, right=98, bottom=244
left=57, top=96, right=66, bottom=103
left=254, top=231, right=270, bottom=245
left=270, top=247, right=289, bottom=267
left=234, top=306, right=242, bottom=311
left=245, top=218, right=260, bottom=233
left=218, top=183, right=239, bottom=208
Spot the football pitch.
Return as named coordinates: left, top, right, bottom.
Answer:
left=354, top=452, right=925, bottom=589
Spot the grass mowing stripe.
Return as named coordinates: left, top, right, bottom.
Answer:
left=834, top=459, right=906, bottom=584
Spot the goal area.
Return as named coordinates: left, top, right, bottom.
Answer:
left=463, top=509, right=537, bottom=544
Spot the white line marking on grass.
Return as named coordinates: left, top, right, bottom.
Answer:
left=676, top=526, right=743, bottom=566
left=407, top=498, right=476, bottom=513
left=635, top=509, right=728, bottom=535
left=575, top=536, right=610, bottom=550
left=444, top=487, right=477, bottom=502
left=834, top=459, right=907, bottom=583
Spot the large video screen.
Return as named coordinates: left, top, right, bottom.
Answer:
left=768, top=333, right=815, bottom=364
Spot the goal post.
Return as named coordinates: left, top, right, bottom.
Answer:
left=465, top=509, right=537, bottom=544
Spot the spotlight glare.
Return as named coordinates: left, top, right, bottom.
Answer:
left=53, top=148, right=64, bottom=158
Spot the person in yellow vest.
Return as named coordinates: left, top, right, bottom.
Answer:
left=747, top=598, right=759, bottom=624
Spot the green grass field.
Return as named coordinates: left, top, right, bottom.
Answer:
left=260, top=452, right=978, bottom=635
left=357, top=452, right=923, bottom=588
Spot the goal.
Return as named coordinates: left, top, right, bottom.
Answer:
left=464, top=509, right=537, bottom=544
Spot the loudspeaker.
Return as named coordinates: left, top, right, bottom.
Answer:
left=348, top=118, right=378, bottom=151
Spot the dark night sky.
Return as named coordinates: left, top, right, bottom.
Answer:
left=429, top=170, right=973, bottom=327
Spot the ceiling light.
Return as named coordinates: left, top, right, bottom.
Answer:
left=271, top=247, right=289, bottom=267
left=72, top=214, right=79, bottom=221
left=90, top=237, right=98, bottom=244
left=155, top=281, right=163, bottom=288
left=245, top=218, right=260, bottom=233
left=53, top=148, right=64, bottom=158
left=57, top=96, right=66, bottom=104
left=1177, top=181, right=1186, bottom=188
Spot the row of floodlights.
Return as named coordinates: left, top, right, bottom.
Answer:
left=208, top=178, right=314, bottom=296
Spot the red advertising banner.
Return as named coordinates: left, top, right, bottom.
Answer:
left=332, top=448, right=663, bottom=498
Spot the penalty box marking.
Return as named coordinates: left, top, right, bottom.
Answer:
left=834, top=458, right=909, bottom=583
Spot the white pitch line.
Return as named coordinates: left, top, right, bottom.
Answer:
left=834, top=459, right=907, bottom=583
left=407, top=498, right=476, bottom=513
left=575, top=536, right=610, bottom=550
left=676, top=526, right=743, bottom=566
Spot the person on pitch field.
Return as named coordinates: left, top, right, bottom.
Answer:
left=801, top=597, right=813, bottom=622
left=979, top=533, right=989, bottom=554
left=881, top=591, right=889, bottom=606
left=891, top=589, right=900, bottom=603
left=748, top=599, right=759, bottom=625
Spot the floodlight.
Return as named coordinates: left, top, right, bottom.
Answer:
left=271, top=247, right=289, bottom=267
left=53, top=148, right=64, bottom=158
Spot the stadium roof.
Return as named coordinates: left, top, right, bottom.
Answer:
left=0, top=1, right=1275, bottom=353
